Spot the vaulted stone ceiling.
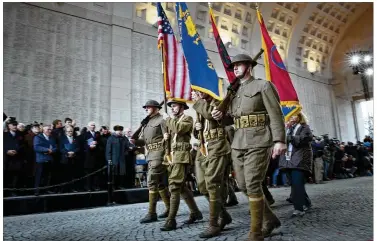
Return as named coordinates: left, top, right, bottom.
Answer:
left=330, top=4, right=373, bottom=100
left=135, top=2, right=372, bottom=81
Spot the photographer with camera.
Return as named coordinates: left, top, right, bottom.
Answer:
left=323, top=139, right=336, bottom=180
left=311, top=136, right=325, bottom=184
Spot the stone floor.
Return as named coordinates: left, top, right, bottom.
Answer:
left=3, top=177, right=373, bottom=241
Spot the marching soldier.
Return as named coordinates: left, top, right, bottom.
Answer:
left=132, top=100, right=170, bottom=223
left=211, top=54, right=287, bottom=241
left=160, top=100, right=203, bottom=231
left=191, top=90, right=232, bottom=238
left=224, top=125, right=239, bottom=207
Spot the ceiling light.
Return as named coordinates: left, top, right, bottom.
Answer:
left=365, top=68, right=373, bottom=76
left=364, top=55, right=372, bottom=63
left=350, top=55, right=360, bottom=65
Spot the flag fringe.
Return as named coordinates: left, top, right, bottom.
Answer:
left=282, top=105, right=302, bottom=122
left=281, top=101, right=301, bottom=107
left=191, top=85, right=222, bottom=101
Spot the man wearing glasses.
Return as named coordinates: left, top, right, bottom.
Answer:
left=33, top=125, right=57, bottom=195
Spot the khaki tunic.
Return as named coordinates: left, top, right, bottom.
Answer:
left=165, top=114, right=193, bottom=193
left=193, top=99, right=231, bottom=200
left=229, top=77, right=286, bottom=149
left=165, top=114, right=193, bottom=164
left=136, top=113, right=166, bottom=161
left=135, top=113, right=167, bottom=191
left=228, top=77, right=286, bottom=197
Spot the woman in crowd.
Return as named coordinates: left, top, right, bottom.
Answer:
left=279, top=111, right=313, bottom=217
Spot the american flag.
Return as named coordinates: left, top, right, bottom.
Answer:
left=157, top=3, right=191, bottom=102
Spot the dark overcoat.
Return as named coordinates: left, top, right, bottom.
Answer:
left=279, top=124, right=313, bottom=174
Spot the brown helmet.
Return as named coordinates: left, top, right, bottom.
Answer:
left=229, top=54, right=257, bottom=68
left=143, top=100, right=161, bottom=109
left=167, top=100, right=189, bottom=110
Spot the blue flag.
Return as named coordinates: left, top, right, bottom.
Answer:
left=175, top=2, right=222, bottom=100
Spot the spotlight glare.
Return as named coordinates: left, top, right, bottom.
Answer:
left=350, top=55, right=360, bottom=65
left=364, top=55, right=372, bottom=63
left=365, top=68, right=373, bottom=76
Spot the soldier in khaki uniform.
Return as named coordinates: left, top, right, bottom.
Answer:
left=211, top=54, right=287, bottom=241
left=191, top=90, right=232, bottom=238
left=160, top=100, right=203, bottom=231
left=224, top=125, right=239, bottom=207
left=132, top=100, right=170, bottom=224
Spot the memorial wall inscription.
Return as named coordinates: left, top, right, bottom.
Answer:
left=3, top=3, right=111, bottom=128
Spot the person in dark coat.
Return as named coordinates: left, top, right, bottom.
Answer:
left=99, top=126, right=111, bottom=189
left=106, top=125, right=129, bottom=189
left=33, top=125, right=58, bottom=195
left=76, top=127, right=88, bottom=191
left=50, top=119, right=64, bottom=191
left=124, top=127, right=137, bottom=188
left=84, top=122, right=103, bottom=191
left=24, top=123, right=41, bottom=188
left=59, top=126, right=80, bottom=192
left=279, top=111, right=313, bottom=217
left=4, top=120, right=26, bottom=196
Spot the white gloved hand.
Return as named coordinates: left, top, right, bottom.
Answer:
left=162, top=112, right=170, bottom=120
left=195, top=122, right=202, bottom=130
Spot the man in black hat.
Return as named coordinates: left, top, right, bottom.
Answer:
left=4, top=120, right=26, bottom=196
left=160, top=99, right=203, bottom=231
left=211, top=53, right=286, bottom=240
left=106, top=125, right=129, bottom=189
left=131, top=100, right=170, bottom=223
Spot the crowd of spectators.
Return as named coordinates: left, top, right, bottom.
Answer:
left=264, top=134, right=373, bottom=188
left=3, top=113, right=373, bottom=198
left=3, top=115, right=140, bottom=196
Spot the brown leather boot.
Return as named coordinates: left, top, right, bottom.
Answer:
left=248, top=195, right=264, bottom=241
left=199, top=200, right=221, bottom=238
left=184, top=211, right=203, bottom=224
left=139, top=213, right=157, bottom=224
left=219, top=206, right=232, bottom=230
left=160, top=218, right=177, bottom=231
left=140, top=191, right=158, bottom=224
left=161, top=192, right=180, bottom=231
left=262, top=199, right=281, bottom=237
left=158, top=188, right=170, bottom=218
left=182, top=186, right=203, bottom=224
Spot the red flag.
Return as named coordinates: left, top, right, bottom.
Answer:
left=257, top=9, right=301, bottom=121
left=209, top=7, right=237, bottom=84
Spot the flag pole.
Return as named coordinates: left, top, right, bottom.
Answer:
left=161, top=45, right=168, bottom=113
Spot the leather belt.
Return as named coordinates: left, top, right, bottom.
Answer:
left=147, top=141, right=163, bottom=151
left=234, top=113, right=269, bottom=129
left=203, top=128, right=225, bottom=141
